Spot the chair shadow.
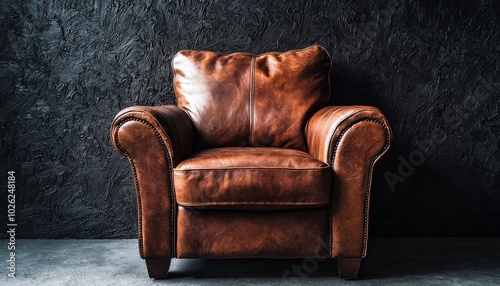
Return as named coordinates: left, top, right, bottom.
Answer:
left=161, top=238, right=500, bottom=280
left=167, top=258, right=337, bottom=279
left=361, top=238, right=500, bottom=280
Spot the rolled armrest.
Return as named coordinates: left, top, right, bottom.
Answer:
left=112, top=105, right=194, bottom=166
left=110, top=105, right=194, bottom=259
left=306, top=106, right=392, bottom=258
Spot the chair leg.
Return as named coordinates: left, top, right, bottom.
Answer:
left=337, top=258, right=362, bottom=279
left=146, top=258, right=171, bottom=279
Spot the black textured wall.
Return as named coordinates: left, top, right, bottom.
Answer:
left=0, top=0, right=498, bottom=238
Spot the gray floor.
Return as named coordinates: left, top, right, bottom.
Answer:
left=0, top=238, right=499, bottom=285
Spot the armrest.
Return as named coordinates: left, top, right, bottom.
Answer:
left=111, top=105, right=194, bottom=166
left=306, top=106, right=392, bottom=258
left=110, top=105, right=194, bottom=259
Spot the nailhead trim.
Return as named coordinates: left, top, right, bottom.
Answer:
left=114, top=117, right=176, bottom=258
left=329, top=118, right=390, bottom=258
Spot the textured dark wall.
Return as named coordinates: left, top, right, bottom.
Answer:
left=0, top=0, right=498, bottom=238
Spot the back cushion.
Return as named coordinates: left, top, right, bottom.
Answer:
left=172, top=45, right=331, bottom=151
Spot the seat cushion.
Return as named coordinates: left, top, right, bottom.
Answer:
left=174, top=147, right=331, bottom=209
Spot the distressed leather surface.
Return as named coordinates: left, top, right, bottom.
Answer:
left=111, top=105, right=194, bottom=258
left=111, top=46, right=392, bottom=265
left=306, top=106, right=392, bottom=258
left=172, top=45, right=331, bottom=151
left=174, top=147, right=331, bottom=209
left=113, top=105, right=195, bottom=166
left=176, top=206, right=329, bottom=258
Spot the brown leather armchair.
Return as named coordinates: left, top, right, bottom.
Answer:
left=111, top=45, right=392, bottom=280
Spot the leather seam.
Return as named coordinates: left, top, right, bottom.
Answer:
left=176, top=45, right=326, bottom=60
left=174, top=168, right=329, bottom=172
left=249, top=56, right=255, bottom=145
left=178, top=202, right=327, bottom=206
left=114, top=117, right=177, bottom=259
left=329, top=118, right=390, bottom=259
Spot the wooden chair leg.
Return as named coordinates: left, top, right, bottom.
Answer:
left=337, top=258, right=362, bottom=279
left=146, top=258, right=171, bottom=279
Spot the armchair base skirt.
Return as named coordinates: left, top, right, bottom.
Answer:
left=176, top=206, right=330, bottom=259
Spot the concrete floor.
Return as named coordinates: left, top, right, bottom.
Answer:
left=0, top=238, right=499, bottom=285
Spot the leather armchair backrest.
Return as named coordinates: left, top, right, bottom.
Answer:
left=172, top=45, right=331, bottom=151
